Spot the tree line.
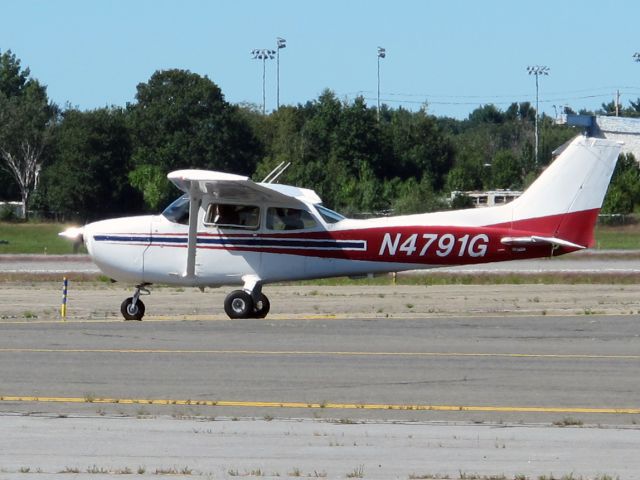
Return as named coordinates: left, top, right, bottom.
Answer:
left=1, top=49, right=639, bottom=222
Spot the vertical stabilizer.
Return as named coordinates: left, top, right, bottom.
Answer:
left=508, top=136, right=621, bottom=246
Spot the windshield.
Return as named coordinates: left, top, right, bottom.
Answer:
left=315, top=204, right=346, bottom=224
left=162, top=195, right=190, bottom=225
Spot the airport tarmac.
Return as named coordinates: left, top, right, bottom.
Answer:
left=1, top=283, right=639, bottom=478
left=2, top=251, right=640, bottom=274
left=1, top=415, right=639, bottom=480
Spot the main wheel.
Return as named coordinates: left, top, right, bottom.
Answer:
left=253, top=293, right=270, bottom=318
left=224, top=290, right=254, bottom=319
left=121, top=297, right=145, bottom=321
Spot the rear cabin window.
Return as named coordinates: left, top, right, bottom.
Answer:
left=266, top=207, right=317, bottom=231
left=205, top=203, right=260, bottom=230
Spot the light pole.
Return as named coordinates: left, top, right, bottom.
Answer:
left=377, top=47, right=386, bottom=121
left=276, top=37, right=286, bottom=110
left=252, top=48, right=276, bottom=114
left=527, top=65, right=549, bottom=165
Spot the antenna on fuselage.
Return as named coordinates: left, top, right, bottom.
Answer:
left=261, top=161, right=291, bottom=183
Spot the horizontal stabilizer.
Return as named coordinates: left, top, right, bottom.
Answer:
left=500, top=236, right=586, bottom=250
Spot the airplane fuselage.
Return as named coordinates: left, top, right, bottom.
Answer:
left=84, top=208, right=580, bottom=287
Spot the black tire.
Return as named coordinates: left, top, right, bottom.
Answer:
left=121, top=297, right=145, bottom=321
left=253, top=293, right=270, bottom=319
left=224, top=290, right=254, bottom=319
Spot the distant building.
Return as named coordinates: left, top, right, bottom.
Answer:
left=0, top=201, right=22, bottom=217
left=452, top=190, right=522, bottom=208
left=558, top=114, right=640, bottom=161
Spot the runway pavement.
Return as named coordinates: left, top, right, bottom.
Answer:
left=1, top=314, right=638, bottom=424
left=0, top=313, right=639, bottom=478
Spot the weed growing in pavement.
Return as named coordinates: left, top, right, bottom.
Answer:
left=86, top=465, right=109, bottom=474
left=59, top=466, right=80, bottom=473
left=552, top=417, right=584, bottom=427
left=346, top=465, right=365, bottom=478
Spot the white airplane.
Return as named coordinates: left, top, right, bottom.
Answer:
left=61, top=135, right=621, bottom=320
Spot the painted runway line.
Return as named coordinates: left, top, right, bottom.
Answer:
left=1, top=347, right=638, bottom=361
left=1, top=395, right=638, bottom=415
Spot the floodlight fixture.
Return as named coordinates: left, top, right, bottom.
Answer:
left=527, top=65, right=550, bottom=165
left=252, top=48, right=276, bottom=114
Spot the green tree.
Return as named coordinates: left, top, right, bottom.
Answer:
left=467, top=104, right=504, bottom=125
left=598, top=100, right=622, bottom=116
left=128, top=69, right=262, bottom=209
left=602, top=153, right=640, bottom=214
left=42, top=108, right=135, bottom=220
left=252, top=105, right=306, bottom=182
left=385, top=108, right=455, bottom=190
left=490, top=149, right=521, bottom=189
left=0, top=50, right=56, bottom=219
left=392, top=176, right=447, bottom=214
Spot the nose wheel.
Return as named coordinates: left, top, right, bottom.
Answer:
left=224, top=290, right=270, bottom=319
left=121, top=297, right=145, bottom=321
left=120, top=284, right=150, bottom=321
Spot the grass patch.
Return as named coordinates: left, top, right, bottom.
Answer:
left=594, top=222, right=640, bottom=249
left=0, top=222, right=86, bottom=254
left=288, top=271, right=640, bottom=287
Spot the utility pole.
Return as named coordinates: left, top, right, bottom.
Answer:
left=276, top=37, right=286, bottom=110
left=527, top=65, right=550, bottom=165
left=377, top=47, right=386, bottom=121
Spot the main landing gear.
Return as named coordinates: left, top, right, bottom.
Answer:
left=224, top=290, right=270, bottom=319
left=120, top=283, right=150, bottom=321
left=117, top=282, right=270, bottom=321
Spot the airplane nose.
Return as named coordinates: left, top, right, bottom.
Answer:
left=59, top=226, right=86, bottom=253
left=59, top=226, right=84, bottom=241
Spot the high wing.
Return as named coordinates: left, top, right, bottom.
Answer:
left=167, top=169, right=321, bottom=205
left=166, top=169, right=322, bottom=278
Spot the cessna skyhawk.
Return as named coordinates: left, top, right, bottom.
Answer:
left=61, top=135, right=621, bottom=320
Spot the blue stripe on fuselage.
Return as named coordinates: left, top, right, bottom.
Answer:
left=93, top=234, right=366, bottom=251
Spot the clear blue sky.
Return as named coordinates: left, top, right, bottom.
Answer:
left=4, top=0, right=640, bottom=119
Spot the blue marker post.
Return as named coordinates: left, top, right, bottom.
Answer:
left=61, top=276, right=68, bottom=320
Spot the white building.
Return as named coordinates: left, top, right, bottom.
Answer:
left=559, top=114, right=640, bottom=161
left=451, top=190, right=522, bottom=208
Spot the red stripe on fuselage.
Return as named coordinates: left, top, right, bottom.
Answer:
left=140, top=209, right=595, bottom=265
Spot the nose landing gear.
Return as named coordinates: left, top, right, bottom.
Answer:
left=120, top=284, right=151, bottom=321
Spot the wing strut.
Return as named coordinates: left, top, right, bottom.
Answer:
left=184, top=183, right=201, bottom=278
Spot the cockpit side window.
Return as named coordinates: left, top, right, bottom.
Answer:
left=204, top=203, right=260, bottom=230
left=162, top=195, right=190, bottom=225
left=266, top=207, right=317, bottom=231
left=315, top=204, right=345, bottom=224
